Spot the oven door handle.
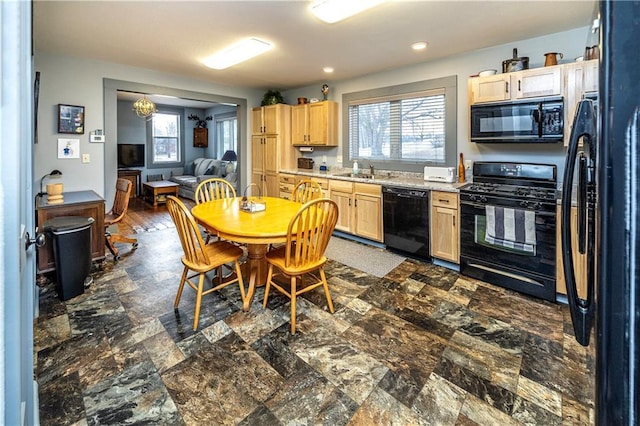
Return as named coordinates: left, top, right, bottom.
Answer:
left=460, top=200, right=555, bottom=216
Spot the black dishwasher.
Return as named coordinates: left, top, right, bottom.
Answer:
left=382, top=186, right=430, bottom=261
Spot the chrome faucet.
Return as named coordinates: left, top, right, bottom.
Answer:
left=369, top=164, right=374, bottom=175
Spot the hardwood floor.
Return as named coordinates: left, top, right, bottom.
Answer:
left=119, top=195, right=193, bottom=235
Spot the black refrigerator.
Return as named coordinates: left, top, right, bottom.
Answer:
left=561, top=1, right=640, bottom=424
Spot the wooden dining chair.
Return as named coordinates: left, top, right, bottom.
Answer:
left=105, top=178, right=138, bottom=261
left=166, top=196, right=245, bottom=330
left=292, top=179, right=323, bottom=203
left=194, top=178, right=237, bottom=243
left=194, top=177, right=236, bottom=203
left=262, top=198, right=339, bottom=334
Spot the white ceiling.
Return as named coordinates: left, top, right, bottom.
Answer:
left=34, top=0, right=596, bottom=92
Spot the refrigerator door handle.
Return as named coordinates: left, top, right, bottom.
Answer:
left=578, top=153, right=588, bottom=254
left=561, top=99, right=597, bottom=346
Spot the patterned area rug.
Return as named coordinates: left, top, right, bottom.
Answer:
left=325, top=236, right=405, bottom=277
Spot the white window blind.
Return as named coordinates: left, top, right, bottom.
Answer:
left=348, top=89, right=446, bottom=163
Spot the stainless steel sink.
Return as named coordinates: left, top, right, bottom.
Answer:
left=333, top=172, right=393, bottom=180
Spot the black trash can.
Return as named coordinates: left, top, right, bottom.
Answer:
left=44, top=216, right=94, bottom=301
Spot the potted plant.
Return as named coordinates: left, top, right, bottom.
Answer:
left=261, top=89, right=284, bottom=106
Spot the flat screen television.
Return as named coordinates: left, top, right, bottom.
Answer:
left=118, top=143, right=145, bottom=168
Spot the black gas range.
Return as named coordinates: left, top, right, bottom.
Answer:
left=459, top=162, right=559, bottom=301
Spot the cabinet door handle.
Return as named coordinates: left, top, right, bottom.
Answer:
left=453, top=216, right=456, bottom=227
left=348, top=199, right=351, bottom=207
left=354, top=199, right=358, bottom=208
left=518, top=79, right=522, bottom=92
left=506, top=81, right=509, bottom=94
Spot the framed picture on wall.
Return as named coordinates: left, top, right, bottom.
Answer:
left=58, top=104, right=85, bottom=134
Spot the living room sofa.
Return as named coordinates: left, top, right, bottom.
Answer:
left=170, top=157, right=237, bottom=200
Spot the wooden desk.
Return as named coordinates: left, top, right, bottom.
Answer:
left=118, top=169, right=141, bottom=198
left=191, top=197, right=302, bottom=310
left=142, top=181, right=179, bottom=207
left=36, top=190, right=105, bottom=273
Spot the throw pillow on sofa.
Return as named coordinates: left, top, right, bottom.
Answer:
left=183, top=162, right=195, bottom=176
left=204, top=165, right=218, bottom=176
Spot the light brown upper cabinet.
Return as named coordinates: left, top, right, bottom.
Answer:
left=251, top=104, right=288, bottom=135
left=469, top=66, right=562, bottom=104
left=250, top=104, right=296, bottom=197
left=291, top=101, right=338, bottom=146
left=563, top=59, right=599, bottom=145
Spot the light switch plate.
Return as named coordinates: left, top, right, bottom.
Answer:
left=82, top=154, right=90, bottom=163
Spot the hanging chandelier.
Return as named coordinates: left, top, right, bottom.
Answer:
left=132, top=95, right=157, bottom=119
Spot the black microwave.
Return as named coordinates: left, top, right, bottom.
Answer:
left=470, top=96, right=564, bottom=143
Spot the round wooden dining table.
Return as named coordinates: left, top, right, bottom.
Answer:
left=191, top=196, right=303, bottom=310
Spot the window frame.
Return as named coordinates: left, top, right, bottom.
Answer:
left=146, top=107, right=184, bottom=169
left=342, top=75, right=457, bottom=173
left=214, top=112, right=238, bottom=158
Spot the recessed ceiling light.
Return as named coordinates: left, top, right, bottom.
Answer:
left=411, top=41, right=428, bottom=51
left=310, top=0, right=386, bottom=24
left=323, top=67, right=334, bottom=73
left=203, top=38, right=272, bottom=70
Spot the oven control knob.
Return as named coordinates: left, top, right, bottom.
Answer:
left=520, top=200, right=541, bottom=210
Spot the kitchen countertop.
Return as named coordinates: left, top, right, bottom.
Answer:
left=280, top=168, right=465, bottom=192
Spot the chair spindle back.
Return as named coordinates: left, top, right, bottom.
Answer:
left=292, top=179, right=323, bottom=204
left=285, top=199, right=338, bottom=269
left=166, top=196, right=210, bottom=267
left=194, top=178, right=236, bottom=204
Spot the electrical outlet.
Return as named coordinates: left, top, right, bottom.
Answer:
left=336, top=155, right=343, bottom=164
left=465, top=160, right=472, bottom=169
left=82, top=154, right=90, bottom=163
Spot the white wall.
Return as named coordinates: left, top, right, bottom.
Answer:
left=34, top=52, right=262, bottom=200
left=284, top=26, right=590, bottom=179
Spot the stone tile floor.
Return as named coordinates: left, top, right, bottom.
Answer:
left=34, top=229, right=595, bottom=425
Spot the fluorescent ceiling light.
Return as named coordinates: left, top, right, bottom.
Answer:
left=203, top=38, right=272, bottom=70
left=310, top=0, right=386, bottom=24
left=323, top=66, right=334, bottom=73
left=411, top=41, right=428, bottom=51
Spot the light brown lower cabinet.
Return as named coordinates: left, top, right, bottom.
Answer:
left=279, top=174, right=329, bottom=200
left=556, top=205, right=588, bottom=297
left=430, top=191, right=459, bottom=263
left=329, top=180, right=382, bottom=242
left=279, top=173, right=296, bottom=199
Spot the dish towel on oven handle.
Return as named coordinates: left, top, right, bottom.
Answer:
left=485, top=205, right=536, bottom=252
